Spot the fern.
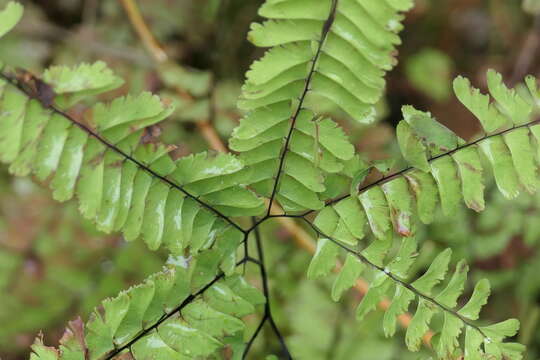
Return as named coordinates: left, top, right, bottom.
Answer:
left=29, top=258, right=265, bottom=359
left=0, top=0, right=538, bottom=359
left=312, top=70, right=540, bottom=243
left=306, top=71, right=540, bottom=358
left=230, top=0, right=411, bottom=213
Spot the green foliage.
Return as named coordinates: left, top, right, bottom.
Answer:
left=309, top=71, right=540, bottom=357
left=0, top=1, right=539, bottom=359
left=229, top=0, right=412, bottom=212
left=0, top=1, right=21, bottom=40
left=309, top=237, right=524, bottom=359
left=0, top=60, right=267, bottom=257
left=29, top=260, right=264, bottom=359
left=318, top=70, right=540, bottom=244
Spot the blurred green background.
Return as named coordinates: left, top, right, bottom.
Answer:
left=1, top=0, right=540, bottom=359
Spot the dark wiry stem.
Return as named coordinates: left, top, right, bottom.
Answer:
left=243, top=316, right=268, bottom=358
left=265, top=0, right=339, bottom=217
left=243, top=218, right=293, bottom=359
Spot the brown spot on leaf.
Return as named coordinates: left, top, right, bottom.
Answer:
left=462, top=161, right=481, bottom=173
left=110, top=160, right=124, bottom=168
left=14, top=69, right=56, bottom=108
left=140, top=125, right=163, bottom=144
left=89, top=152, right=105, bottom=167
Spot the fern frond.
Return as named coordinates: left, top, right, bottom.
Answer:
left=1, top=2, right=536, bottom=358
left=244, top=0, right=411, bottom=122
left=230, top=0, right=412, bottom=212
left=303, top=71, right=539, bottom=358
left=0, top=65, right=267, bottom=258
left=306, top=232, right=524, bottom=359
left=29, top=256, right=264, bottom=360
left=313, top=71, right=540, bottom=245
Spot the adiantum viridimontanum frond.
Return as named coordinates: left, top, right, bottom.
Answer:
left=230, top=0, right=413, bottom=213
left=0, top=0, right=537, bottom=358
left=305, top=71, right=540, bottom=359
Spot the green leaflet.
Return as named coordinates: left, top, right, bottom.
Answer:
left=181, top=299, right=245, bottom=338
left=433, top=260, right=469, bottom=358
left=504, top=128, right=538, bottom=194
left=313, top=197, right=367, bottom=246
left=406, top=300, right=435, bottom=351
left=29, top=338, right=59, bottom=360
left=453, top=76, right=508, bottom=133
left=0, top=2, right=23, bottom=38
left=526, top=74, right=540, bottom=108
left=383, top=285, right=415, bottom=337
left=359, top=186, right=391, bottom=240
left=362, top=230, right=394, bottom=267
left=130, top=332, right=192, bottom=360
left=172, top=152, right=265, bottom=216
left=376, top=238, right=418, bottom=336
left=485, top=342, right=526, bottom=360
left=0, top=86, right=28, bottom=163
left=412, top=248, right=452, bottom=295
left=8, top=99, right=50, bottom=176
left=350, top=166, right=372, bottom=195
left=464, top=327, right=485, bottom=360
left=404, top=169, right=439, bottom=224
left=30, top=260, right=263, bottom=360
left=334, top=197, right=366, bottom=240
left=51, top=126, right=88, bottom=202
left=381, top=177, right=415, bottom=237
left=430, top=156, right=461, bottom=216
left=397, top=120, right=430, bottom=172
left=224, top=274, right=267, bottom=307
left=356, top=272, right=392, bottom=322
left=458, top=279, right=490, bottom=321
left=435, top=260, right=468, bottom=308
left=452, top=146, right=485, bottom=212
left=481, top=320, right=525, bottom=360
left=479, top=136, right=521, bottom=199
left=436, top=313, right=463, bottom=359
left=331, top=253, right=365, bottom=301
left=531, top=124, right=540, bottom=163
left=487, top=69, right=532, bottom=126
left=402, top=105, right=463, bottom=156
left=203, top=283, right=256, bottom=317
left=307, top=238, right=339, bottom=280
left=387, top=237, right=417, bottom=278
left=93, top=92, right=173, bottom=133
left=43, top=62, right=124, bottom=108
